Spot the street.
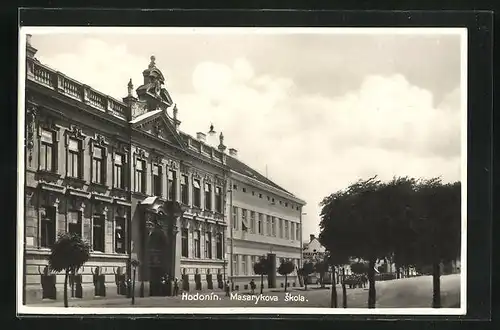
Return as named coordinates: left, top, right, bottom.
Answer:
left=27, top=274, right=460, bottom=309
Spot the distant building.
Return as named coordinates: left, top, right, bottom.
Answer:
left=302, top=234, right=326, bottom=262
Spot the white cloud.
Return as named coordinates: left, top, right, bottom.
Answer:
left=34, top=37, right=462, bottom=240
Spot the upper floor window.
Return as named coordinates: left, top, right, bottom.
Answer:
left=181, top=228, right=189, bottom=257
left=284, top=220, right=289, bottom=239
left=168, top=170, right=176, bottom=201
left=285, top=202, right=288, bottom=207
left=242, top=255, right=247, bottom=275
left=40, top=129, right=56, bottom=172
left=91, top=146, right=106, bottom=184
left=257, top=213, right=262, bottom=234
left=215, top=186, right=222, bottom=213
left=216, top=233, right=223, bottom=259
left=180, top=174, right=188, bottom=204
left=290, top=222, right=295, bottom=240
left=266, top=215, right=271, bottom=236
left=259, top=193, right=262, bottom=199
left=92, top=214, right=105, bottom=252
left=296, top=224, right=300, bottom=242
left=40, top=206, right=56, bottom=248
left=249, top=211, right=255, bottom=233
left=67, top=138, right=82, bottom=179
left=193, top=178, right=201, bottom=208
left=115, top=217, right=126, bottom=254
left=278, top=218, right=283, bottom=238
left=67, top=210, right=82, bottom=237
left=232, top=206, right=238, bottom=230
left=204, top=182, right=212, bottom=210
left=232, top=184, right=237, bottom=190
left=153, top=164, right=162, bottom=197
left=113, top=154, right=125, bottom=189
left=271, top=217, right=276, bottom=237
left=135, top=159, right=146, bottom=194
left=242, top=187, right=247, bottom=193
left=205, top=232, right=212, bottom=259
left=193, top=230, right=201, bottom=258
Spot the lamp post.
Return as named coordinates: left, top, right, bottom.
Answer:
left=299, top=212, right=307, bottom=268
left=130, top=259, right=140, bottom=305
left=228, top=185, right=234, bottom=291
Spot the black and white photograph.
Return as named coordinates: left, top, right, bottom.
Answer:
left=17, top=27, right=467, bottom=315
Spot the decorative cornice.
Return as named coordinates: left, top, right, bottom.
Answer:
left=66, top=124, right=85, bottom=140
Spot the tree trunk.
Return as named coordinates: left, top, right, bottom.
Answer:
left=406, top=267, right=410, bottom=277
left=330, top=267, right=337, bottom=308
left=63, top=269, right=69, bottom=308
left=342, top=268, right=347, bottom=308
left=396, top=267, right=401, bottom=279
left=367, top=259, right=376, bottom=309
left=432, top=262, right=441, bottom=308
left=260, top=274, right=264, bottom=294
left=284, top=275, right=288, bottom=292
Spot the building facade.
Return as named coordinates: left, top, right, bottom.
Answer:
left=22, top=36, right=305, bottom=303
left=227, top=161, right=306, bottom=290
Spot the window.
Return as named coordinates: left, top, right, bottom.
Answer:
left=266, top=215, right=271, bottom=236
left=135, top=159, right=146, bottom=193
left=285, top=202, right=288, bottom=207
left=232, top=206, right=238, bottom=230
left=194, top=230, right=201, bottom=258
left=233, top=255, right=238, bottom=275
left=193, top=179, right=201, bottom=208
left=215, top=187, right=222, bottom=213
left=168, top=170, right=176, bottom=201
left=204, top=182, right=212, bottom=210
left=233, top=184, right=237, bottom=190
left=115, top=217, right=126, bottom=253
left=181, top=228, right=188, bottom=257
left=296, top=224, right=300, bottom=242
left=249, top=211, right=255, bottom=233
left=252, top=191, right=255, bottom=196
left=67, top=138, right=81, bottom=178
left=296, top=206, right=299, bottom=211
left=272, top=217, right=276, bottom=237
left=242, top=187, right=247, bottom=193
left=113, top=154, right=125, bottom=189
left=272, top=198, right=275, bottom=203
left=40, top=206, right=56, bottom=248
left=279, top=201, right=282, bottom=205
left=205, top=232, right=212, bottom=259
left=242, top=255, right=247, bottom=275
left=153, top=164, right=162, bottom=196
left=284, top=221, right=289, bottom=239
left=216, top=233, right=223, bottom=259
left=242, top=209, right=247, bottom=229
left=68, top=210, right=81, bottom=237
left=40, top=129, right=55, bottom=172
left=259, top=193, right=262, bottom=199
left=181, top=175, right=188, bottom=204
left=257, top=213, right=262, bottom=234
left=251, top=256, right=256, bottom=274
left=267, top=196, right=270, bottom=201
left=291, top=222, right=295, bottom=240
left=92, top=146, right=106, bottom=184
left=279, top=218, right=283, bottom=238
left=93, top=215, right=105, bottom=252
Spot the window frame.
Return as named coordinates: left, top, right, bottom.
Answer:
left=92, top=214, right=105, bottom=252
left=113, top=152, right=126, bottom=189
left=152, top=162, right=163, bottom=197
left=114, top=216, right=127, bottom=254
left=168, top=169, right=177, bottom=201
left=204, top=182, right=212, bottom=211
left=181, top=228, right=189, bottom=258
left=193, top=230, right=201, bottom=258
left=67, top=210, right=83, bottom=238
left=40, top=206, right=56, bottom=248
left=180, top=174, right=189, bottom=204
left=67, top=137, right=83, bottom=179
left=192, top=178, right=201, bottom=208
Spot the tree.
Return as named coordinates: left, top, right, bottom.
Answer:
left=314, top=260, right=329, bottom=288
left=300, top=262, right=315, bottom=290
left=350, top=261, right=369, bottom=275
left=399, top=179, right=461, bottom=308
left=253, top=256, right=269, bottom=294
left=48, top=232, right=90, bottom=307
left=278, top=260, right=295, bottom=292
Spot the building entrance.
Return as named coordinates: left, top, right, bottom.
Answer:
left=148, top=229, right=169, bottom=296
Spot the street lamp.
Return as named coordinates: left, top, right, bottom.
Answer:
left=130, top=259, right=140, bottom=305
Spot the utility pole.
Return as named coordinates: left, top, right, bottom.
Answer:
left=229, top=182, right=234, bottom=291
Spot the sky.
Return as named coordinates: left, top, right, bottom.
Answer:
left=27, top=28, right=465, bottom=241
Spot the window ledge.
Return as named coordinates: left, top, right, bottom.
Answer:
left=132, top=191, right=148, bottom=198
left=36, top=170, right=61, bottom=180
left=90, top=182, right=109, bottom=190
left=111, top=187, right=128, bottom=193
left=65, top=176, right=86, bottom=185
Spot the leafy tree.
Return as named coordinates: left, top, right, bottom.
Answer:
left=48, top=232, right=90, bottom=307
left=278, top=260, right=295, bottom=292
left=299, top=262, right=315, bottom=290
left=350, top=261, right=369, bottom=275
left=253, top=256, right=269, bottom=294
left=314, top=260, right=329, bottom=288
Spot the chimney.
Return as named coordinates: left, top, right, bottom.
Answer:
left=229, top=148, right=238, bottom=157
left=196, top=132, right=206, bottom=142
left=310, top=234, right=315, bottom=242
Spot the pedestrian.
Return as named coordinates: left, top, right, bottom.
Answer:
left=173, top=277, right=179, bottom=296
left=250, top=279, right=256, bottom=294
left=225, top=280, right=230, bottom=297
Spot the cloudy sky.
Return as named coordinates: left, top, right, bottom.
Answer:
left=26, top=28, right=465, bottom=240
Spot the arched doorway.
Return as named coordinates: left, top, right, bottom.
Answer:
left=148, top=228, right=168, bottom=296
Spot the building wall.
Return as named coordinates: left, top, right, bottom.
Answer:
left=227, top=175, right=305, bottom=289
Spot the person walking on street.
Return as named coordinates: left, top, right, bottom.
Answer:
left=173, top=277, right=179, bottom=296
left=225, top=281, right=231, bottom=297
left=250, top=279, right=256, bottom=294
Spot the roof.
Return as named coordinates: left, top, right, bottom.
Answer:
left=225, top=155, right=294, bottom=196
